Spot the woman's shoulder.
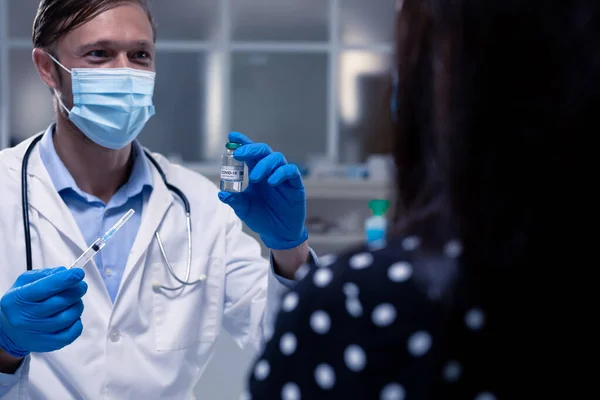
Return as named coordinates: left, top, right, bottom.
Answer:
left=298, top=234, right=464, bottom=307
left=250, top=235, right=468, bottom=399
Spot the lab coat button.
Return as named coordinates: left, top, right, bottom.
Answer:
left=109, top=329, right=121, bottom=342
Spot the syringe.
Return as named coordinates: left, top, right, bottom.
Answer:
left=69, top=209, right=135, bottom=269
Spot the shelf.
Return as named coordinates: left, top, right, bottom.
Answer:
left=183, top=163, right=390, bottom=200
left=308, top=233, right=365, bottom=246
left=303, top=179, right=390, bottom=200
left=183, top=164, right=390, bottom=200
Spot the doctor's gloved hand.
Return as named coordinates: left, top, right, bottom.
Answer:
left=0, top=267, right=87, bottom=358
left=218, top=132, right=308, bottom=250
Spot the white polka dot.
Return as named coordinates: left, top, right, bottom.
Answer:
left=280, top=333, right=297, bottom=355
left=344, top=345, right=367, bottom=372
left=465, top=308, right=485, bottom=331
left=314, top=364, right=336, bottom=389
left=346, top=298, right=363, bottom=317
left=343, top=282, right=360, bottom=297
left=349, top=252, right=374, bottom=270
left=281, top=292, right=299, bottom=312
left=388, top=262, right=413, bottom=282
left=372, top=303, right=397, bottom=327
left=380, top=383, right=405, bottom=400
left=254, top=360, right=270, bottom=381
left=313, top=268, right=333, bottom=288
left=444, top=239, right=463, bottom=258
left=401, top=236, right=421, bottom=251
left=294, top=263, right=310, bottom=280
left=281, top=382, right=301, bottom=400
left=318, top=254, right=337, bottom=268
left=310, top=310, right=331, bottom=334
left=407, top=331, right=432, bottom=357
left=443, top=360, right=462, bottom=382
left=474, top=393, right=497, bottom=400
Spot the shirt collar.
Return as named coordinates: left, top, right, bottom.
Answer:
left=38, top=124, right=154, bottom=202
left=126, top=140, right=154, bottom=198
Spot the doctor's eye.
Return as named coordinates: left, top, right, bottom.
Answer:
left=132, top=51, right=152, bottom=61
left=88, top=50, right=108, bottom=58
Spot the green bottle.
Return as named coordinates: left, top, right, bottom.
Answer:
left=365, top=199, right=390, bottom=246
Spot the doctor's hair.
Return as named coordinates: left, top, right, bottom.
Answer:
left=32, top=0, right=157, bottom=50
left=391, top=0, right=597, bottom=272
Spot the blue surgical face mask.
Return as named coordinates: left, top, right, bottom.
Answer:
left=48, top=54, right=156, bottom=150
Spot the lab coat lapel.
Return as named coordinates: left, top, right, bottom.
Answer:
left=119, top=164, right=173, bottom=287
left=25, top=143, right=89, bottom=254
left=13, top=136, right=119, bottom=312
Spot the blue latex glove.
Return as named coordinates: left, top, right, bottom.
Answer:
left=0, top=267, right=87, bottom=358
left=218, top=132, right=308, bottom=250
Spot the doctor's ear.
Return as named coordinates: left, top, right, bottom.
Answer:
left=32, top=48, right=61, bottom=90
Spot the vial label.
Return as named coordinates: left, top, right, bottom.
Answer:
left=221, top=166, right=244, bottom=182
left=366, top=228, right=385, bottom=243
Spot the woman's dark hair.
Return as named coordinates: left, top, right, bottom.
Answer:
left=33, top=0, right=157, bottom=50
left=392, top=0, right=597, bottom=272
left=390, top=2, right=596, bottom=392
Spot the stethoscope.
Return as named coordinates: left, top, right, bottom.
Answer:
left=21, top=132, right=207, bottom=291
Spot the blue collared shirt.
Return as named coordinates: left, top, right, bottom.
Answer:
left=38, top=125, right=153, bottom=303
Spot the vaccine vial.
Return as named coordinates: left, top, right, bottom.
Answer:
left=220, top=142, right=245, bottom=192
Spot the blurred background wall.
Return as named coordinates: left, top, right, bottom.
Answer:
left=0, top=0, right=396, bottom=398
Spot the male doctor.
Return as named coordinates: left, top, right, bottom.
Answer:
left=0, top=0, right=313, bottom=398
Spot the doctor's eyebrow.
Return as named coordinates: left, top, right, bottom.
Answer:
left=77, top=39, right=154, bottom=54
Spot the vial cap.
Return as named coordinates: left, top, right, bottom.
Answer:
left=369, top=199, right=390, bottom=216
left=226, top=142, right=243, bottom=150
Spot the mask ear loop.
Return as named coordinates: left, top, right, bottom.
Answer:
left=45, top=53, right=72, bottom=115
left=46, top=53, right=71, bottom=74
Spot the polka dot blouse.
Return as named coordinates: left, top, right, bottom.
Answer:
left=246, top=235, right=507, bottom=399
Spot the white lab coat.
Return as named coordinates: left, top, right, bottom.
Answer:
left=0, top=134, right=290, bottom=399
